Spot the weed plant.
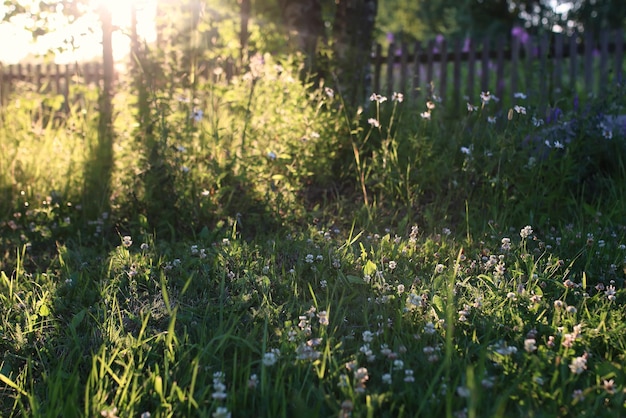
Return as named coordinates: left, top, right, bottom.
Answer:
left=1, top=51, right=626, bottom=417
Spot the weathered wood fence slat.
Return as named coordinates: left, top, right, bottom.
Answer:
left=1, top=29, right=624, bottom=111
left=372, top=29, right=625, bottom=109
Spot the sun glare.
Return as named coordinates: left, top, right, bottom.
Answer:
left=0, top=0, right=157, bottom=64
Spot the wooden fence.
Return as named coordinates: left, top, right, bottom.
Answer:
left=0, top=62, right=106, bottom=108
left=1, top=29, right=625, bottom=111
left=372, top=29, right=625, bottom=110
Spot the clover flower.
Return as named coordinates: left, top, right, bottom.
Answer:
left=460, top=146, right=472, bottom=156
left=423, top=322, right=436, bottom=335
left=247, top=374, right=259, bottom=389
left=605, top=285, right=617, bottom=301
left=368, top=118, right=380, bottom=128
left=362, top=330, right=374, bottom=343
left=493, top=342, right=518, bottom=356
left=569, top=355, right=587, bottom=374
left=100, top=407, right=119, bottom=418
left=457, top=386, right=471, bottom=398
left=520, top=225, right=533, bottom=239
left=212, top=372, right=228, bottom=400
left=404, top=369, right=415, bottom=382
left=317, top=310, right=329, bottom=326
left=212, top=407, right=231, bottom=418
left=382, top=373, right=392, bottom=384
left=524, top=338, right=537, bottom=353
left=572, top=389, right=585, bottom=402
left=262, top=349, right=280, bottom=366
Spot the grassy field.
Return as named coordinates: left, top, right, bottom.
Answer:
left=1, top=54, right=626, bottom=417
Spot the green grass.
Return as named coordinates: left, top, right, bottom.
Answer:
left=1, top=51, right=626, bottom=417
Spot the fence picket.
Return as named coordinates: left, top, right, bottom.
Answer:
left=569, top=33, right=578, bottom=93
left=495, top=37, right=505, bottom=103
left=599, top=31, right=609, bottom=94
left=584, top=31, right=594, bottom=94
left=412, top=41, right=421, bottom=99
left=511, top=37, right=520, bottom=102
left=400, top=42, right=408, bottom=96
left=439, top=39, right=448, bottom=101
left=467, top=38, right=476, bottom=104
left=426, top=39, right=435, bottom=96
left=386, top=42, right=394, bottom=98
left=481, top=37, right=490, bottom=94
left=539, top=33, right=549, bottom=109
left=616, top=29, right=624, bottom=83
left=1, top=30, right=625, bottom=111
left=553, top=33, right=563, bottom=94
left=453, top=38, right=462, bottom=111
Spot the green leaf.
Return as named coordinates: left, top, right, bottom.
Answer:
left=70, top=309, right=87, bottom=331
left=154, top=376, right=164, bottom=398
left=345, top=274, right=365, bottom=285
left=38, top=304, right=50, bottom=317
left=432, top=294, right=445, bottom=317
left=0, top=373, right=28, bottom=396
left=363, top=260, right=377, bottom=277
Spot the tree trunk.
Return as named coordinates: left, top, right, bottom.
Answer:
left=278, top=0, right=325, bottom=74
left=240, top=0, right=251, bottom=65
left=333, top=0, right=378, bottom=107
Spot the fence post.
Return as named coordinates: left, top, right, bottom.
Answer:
left=467, top=37, right=476, bottom=103
left=495, top=37, right=505, bottom=105
left=480, top=37, right=490, bottom=94
left=438, top=38, right=447, bottom=101
left=598, top=30, right=609, bottom=94
left=452, top=38, right=462, bottom=113
left=553, top=33, right=563, bottom=96
left=373, top=43, right=382, bottom=95
left=568, top=32, right=578, bottom=94
left=523, top=35, right=534, bottom=100
left=615, top=29, right=624, bottom=84
left=412, top=41, right=421, bottom=100
left=510, top=36, right=520, bottom=103
left=584, top=30, right=594, bottom=95
left=399, top=41, right=408, bottom=96
left=426, top=39, right=435, bottom=96
left=386, top=42, right=394, bottom=97
left=538, top=33, right=549, bottom=112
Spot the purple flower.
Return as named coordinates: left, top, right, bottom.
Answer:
left=511, top=26, right=529, bottom=44
left=546, top=107, right=563, bottom=124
